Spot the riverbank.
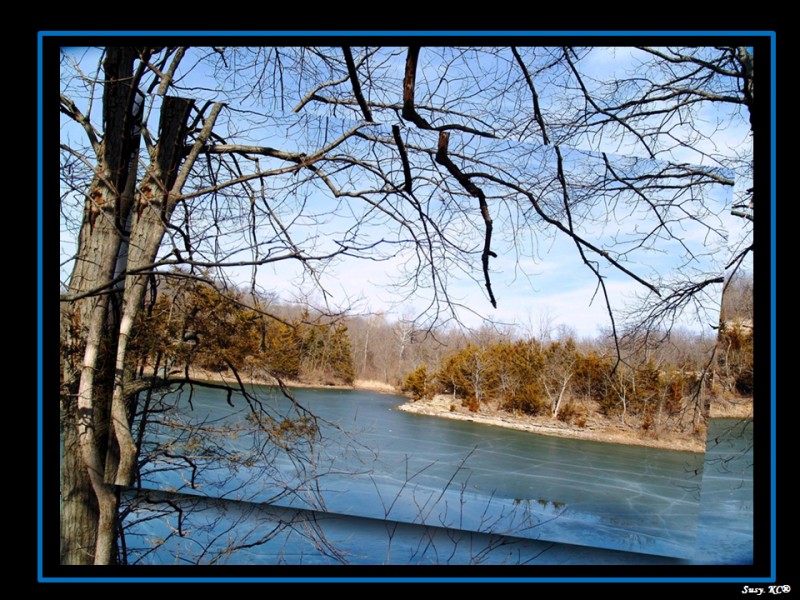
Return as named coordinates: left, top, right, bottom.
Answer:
left=186, top=368, right=398, bottom=394
left=398, top=394, right=708, bottom=453
left=185, top=368, right=742, bottom=452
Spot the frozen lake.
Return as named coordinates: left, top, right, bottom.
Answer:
left=123, top=386, right=750, bottom=565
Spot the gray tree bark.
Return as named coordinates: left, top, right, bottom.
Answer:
left=60, top=48, right=205, bottom=565
left=61, top=47, right=140, bottom=565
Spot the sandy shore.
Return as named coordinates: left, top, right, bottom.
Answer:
left=185, top=368, right=398, bottom=394
left=397, top=395, right=708, bottom=453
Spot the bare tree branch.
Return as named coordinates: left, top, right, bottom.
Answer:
left=435, top=131, right=497, bottom=309
left=392, top=125, right=414, bottom=193
left=341, top=47, right=373, bottom=122
left=60, top=94, right=101, bottom=155
left=510, top=47, right=549, bottom=146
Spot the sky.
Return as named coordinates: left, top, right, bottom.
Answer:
left=247, top=137, right=733, bottom=338
left=59, top=45, right=750, bottom=340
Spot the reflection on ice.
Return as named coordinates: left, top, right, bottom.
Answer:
left=133, top=386, right=713, bottom=561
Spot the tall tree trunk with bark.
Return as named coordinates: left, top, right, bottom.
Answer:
left=59, top=47, right=207, bottom=564
left=60, top=47, right=140, bottom=565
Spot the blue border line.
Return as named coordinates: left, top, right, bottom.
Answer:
left=42, top=576, right=781, bottom=584
left=44, top=29, right=773, bottom=37
left=37, top=31, right=45, bottom=583
left=44, top=30, right=775, bottom=584
left=770, top=32, right=778, bottom=582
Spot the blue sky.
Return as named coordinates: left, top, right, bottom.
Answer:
left=59, top=45, right=748, bottom=339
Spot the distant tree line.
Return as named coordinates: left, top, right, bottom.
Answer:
left=123, top=273, right=355, bottom=386
left=398, top=271, right=754, bottom=435
left=118, top=268, right=753, bottom=425
left=401, top=337, right=706, bottom=435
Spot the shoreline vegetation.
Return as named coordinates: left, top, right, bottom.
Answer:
left=187, top=368, right=750, bottom=453
left=397, top=394, right=752, bottom=454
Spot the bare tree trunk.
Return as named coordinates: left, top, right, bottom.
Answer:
left=621, top=389, right=627, bottom=425
left=107, top=98, right=218, bottom=487
left=60, top=213, right=120, bottom=565
left=75, top=286, right=123, bottom=565
left=60, top=408, right=99, bottom=564
left=71, top=164, right=134, bottom=565
left=362, top=322, right=370, bottom=376
left=61, top=143, right=132, bottom=565
left=59, top=47, right=198, bottom=565
left=60, top=46, right=145, bottom=565
left=551, top=373, right=574, bottom=418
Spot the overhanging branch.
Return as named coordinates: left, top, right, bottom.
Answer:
left=341, top=47, right=373, bottom=122
left=435, top=131, right=497, bottom=309
left=510, top=47, right=549, bottom=146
